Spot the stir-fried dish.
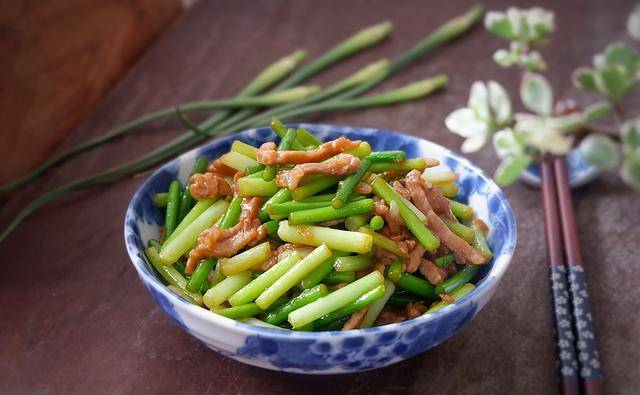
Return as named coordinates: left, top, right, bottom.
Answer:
left=145, top=118, right=493, bottom=331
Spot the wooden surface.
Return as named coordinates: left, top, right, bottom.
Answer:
left=0, top=0, right=182, bottom=183
left=1, top=1, right=639, bottom=394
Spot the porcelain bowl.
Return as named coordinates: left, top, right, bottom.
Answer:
left=124, top=124, right=517, bottom=374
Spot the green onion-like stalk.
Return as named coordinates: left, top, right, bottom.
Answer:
left=159, top=200, right=228, bottom=263
left=255, top=244, right=332, bottom=309
left=278, top=220, right=373, bottom=254
left=0, top=50, right=309, bottom=194
left=360, top=279, right=395, bottom=328
left=288, top=271, right=384, bottom=328
left=0, top=6, right=483, bottom=242
left=228, top=251, right=302, bottom=306
left=203, top=271, right=253, bottom=308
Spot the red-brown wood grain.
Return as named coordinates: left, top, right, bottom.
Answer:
left=0, top=0, right=182, bottom=183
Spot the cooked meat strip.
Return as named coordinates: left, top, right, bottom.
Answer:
left=405, top=243, right=426, bottom=273
left=443, top=262, right=458, bottom=277
left=424, top=158, right=441, bottom=168
left=375, top=308, right=406, bottom=325
left=405, top=170, right=486, bottom=265
left=354, top=182, right=372, bottom=195
left=425, top=185, right=454, bottom=220
left=405, top=301, right=428, bottom=319
left=252, top=243, right=294, bottom=271
left=342, top=306, right=370, bottom=330
left=440, top=294, right=456, bottom=303
left=472, top=218, right=490, bottom=235
left=373, top=261, right=386, bottom=274
left=419, top=259, right=447, bottom=285
left=186, top=197, right=264, bottom=273
left=207, top=158, right=238, bottom=177
left=189, top=173, right=233, bottom=200
left=274, top=154, right=360, bottom=189
left=256, top=137, right=361, bottom=165
left=374, top=246, right=398, bottom=266
left=392, top=180, right=411, bottom=200
left=373, top=197, right=404, bottom=236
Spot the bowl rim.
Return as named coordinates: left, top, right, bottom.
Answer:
left=124, top=123, right=517, bottom=340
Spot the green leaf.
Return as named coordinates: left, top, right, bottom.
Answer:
left=621, top=117, right=640, bottom=155
left=579, top=134, right=620, bottom=170
left=461, top=134, right=489, bottom=153
left=629, top=5, right=640, bottom=41
left=444, top=108, right=488, bottom=138
left=603, top=42, right=640, bottom=75
left=520, top=51, right=546, bottom=71
left=494, top=154, right=532, bottom=186
left=484, top=7, right=554, bottom=43
left=595, top=66, right=628, bottom=102
left=515, top=114, right=573, bottom=155
left=572, top=67, right=598, bottom=91
left=488, top=81, right=512, bottom=125
left=484, top=12, right=516, bottom=40
left=583, top=101, right=611, bottom=121
left=548, top=113, right=585, bottom=133
left=493, top=48, right=515, bottom=67
left=621, top=148, right=640, bottom=189
left=468, top=82, right=491, bottom=122
left=520, top=72, right=553, bottom=116
left=493, top=128, right=524, bottom=157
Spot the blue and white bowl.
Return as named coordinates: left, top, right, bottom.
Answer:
left=520, top=148, right=600, bottom=189
left=124, top=124, right=517, bottom=374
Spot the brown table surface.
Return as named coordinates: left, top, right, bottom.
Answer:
left=1, top=1, right=639, bottom=394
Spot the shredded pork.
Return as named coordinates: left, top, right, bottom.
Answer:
left=375, top=308, right=406, bottom=325
left=186, top=197, right=265, bottom=274
left=405, top=170, right=486, bottom=265
left=275, top=154, right=360, bottom=189
left=406, top=301, right=428, bottom=319
left=419, top=259, right=447, bottom=285
left=256, top=137, right=361, bottom=165
left=405, top=243, right=426, bottom=273
left=207, top=158, right=238, bottom=177
left=342, top=306, right=370, bottom=330
left=189, top=173, right=233, bottom=200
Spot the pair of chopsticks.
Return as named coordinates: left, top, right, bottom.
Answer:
left=541, top=158, right=604, bottom=395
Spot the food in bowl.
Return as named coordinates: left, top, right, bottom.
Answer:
left=144, top=118, right=493, bottom=332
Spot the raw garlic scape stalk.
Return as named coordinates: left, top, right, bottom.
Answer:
left=445, top=5, right=640, bottom=188
left=0, top=5, right=486, bottom=242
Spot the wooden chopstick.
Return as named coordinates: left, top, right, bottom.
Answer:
left=553, top=158, right=604, bottom=395
left=541, top=160, right=580, bottom=395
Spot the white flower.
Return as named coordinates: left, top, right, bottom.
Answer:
left=556, top=306, right=568, bottom=316
left=579, top=352, right=589, bottom=362
left=582, top=331, right=594, bottom=340
left=573, top=296, right=583, bottom=305
left=577, top=340, right=587, bottom=350
left=579, top=289, right=588, bottom=298
left=586, top=313, right=593, bottom=322
left=576, top=320, right=587, bottom=330
left=574, top=307, right=584, bottom=317
left=559, top=339, right=571, bottom=349
left=556, top=295, right=568, bottom=305
left=581, top=367, right=593, bottom=377
left=590, top=359, right=601, bottom=369
left=445, top=81, right=512, bottom=153
left=559, top=319, right=571, bottom=328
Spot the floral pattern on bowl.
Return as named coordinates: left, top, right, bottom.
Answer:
left=124, top=124, right=517, bottom=374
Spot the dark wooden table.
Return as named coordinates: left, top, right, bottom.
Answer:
left=1, top=1, right=639, bottom=394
